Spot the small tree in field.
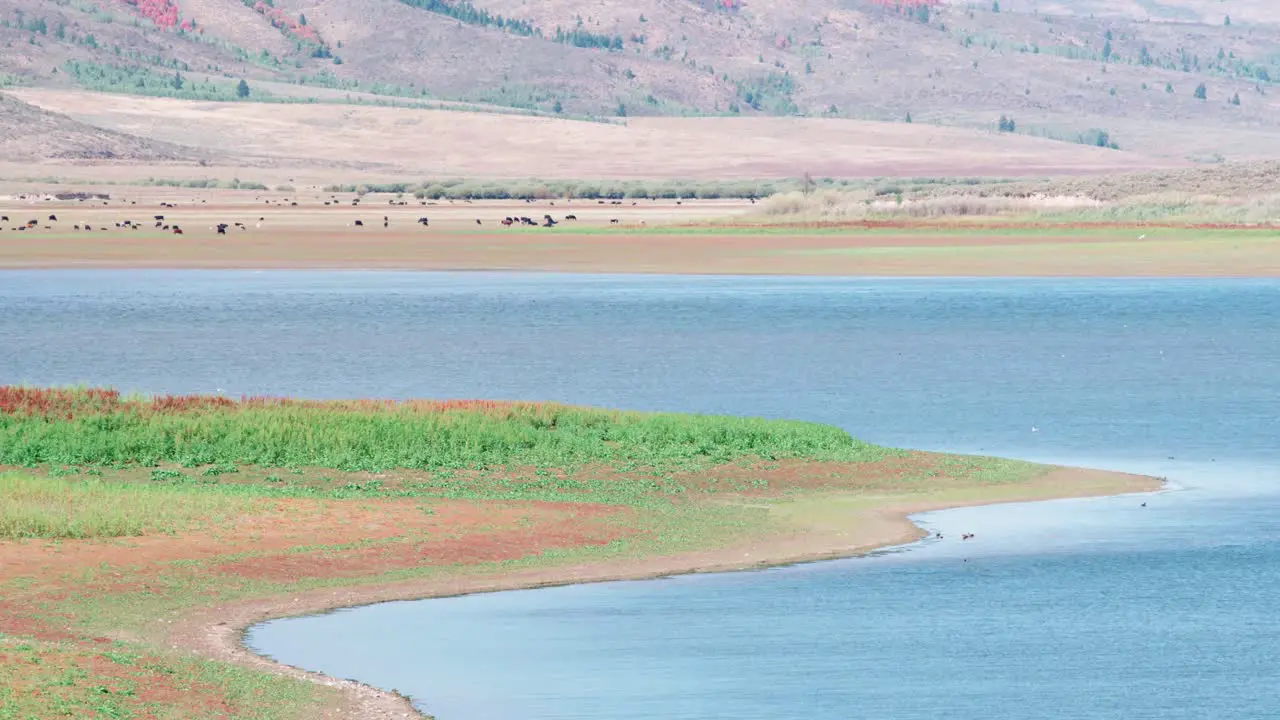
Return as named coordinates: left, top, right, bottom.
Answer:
left=1194, top=82, right=1207, bottom=100
left=236, top=79, right=250, bottom=98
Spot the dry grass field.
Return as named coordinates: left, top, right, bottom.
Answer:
left=3, top=89, right=1178, bottom=182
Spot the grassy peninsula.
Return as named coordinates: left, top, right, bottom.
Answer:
left=0, top=387, right=1157, bottom=718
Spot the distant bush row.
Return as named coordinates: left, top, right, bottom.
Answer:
left=134, top=177, right=271, bottom=190
left=62, top=60, right=257, bottom=102
left=394, top=0, right=621, bottom=51
left=322, top=179, right=798, bottom=200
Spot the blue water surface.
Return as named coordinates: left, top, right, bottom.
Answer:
left=3, top=272, right=1278, bottom=719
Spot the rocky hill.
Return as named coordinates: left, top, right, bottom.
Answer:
left=1, top=0, right=1279, bottom=163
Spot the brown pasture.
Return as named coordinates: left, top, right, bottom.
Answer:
left=2, top=192, right=1278, bottom=276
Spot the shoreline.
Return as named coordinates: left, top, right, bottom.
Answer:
left=3, top=262, right=1278, bottom=278
left=185, top=465, right=1163, bottom=720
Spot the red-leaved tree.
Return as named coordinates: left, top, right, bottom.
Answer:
left=118, top=0, right=181, bottom=29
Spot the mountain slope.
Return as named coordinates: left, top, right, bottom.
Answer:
left=2, top=0, right=1279, bottom=161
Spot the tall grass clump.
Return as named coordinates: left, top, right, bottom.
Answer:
left=0, top=387, right=890, bottom=472
left=0, top=473, right=255, bottom=539
left=759, top=190, right=872, bottom=219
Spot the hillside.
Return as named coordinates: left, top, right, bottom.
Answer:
left=0, top=93, right=197, bottom=163
left=1, top=0, right=1279, bottom=165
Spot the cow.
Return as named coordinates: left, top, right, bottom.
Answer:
left=501, top=218, right=514, bottom=227
left=48, top=214, right=57, bottom=222
left=354, top=220, right=364, bottom=227
left=610, top=219, right=620, bottom=224
left=565, top=215, right=578, bottom=220
left=216, top=224, right=228, bottom=235
left=172, top=226, right=184, bottom=235
left=418, top=217, right=430, bottom=226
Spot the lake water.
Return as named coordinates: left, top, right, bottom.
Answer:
left=4, top=271, right=1279, bottom=719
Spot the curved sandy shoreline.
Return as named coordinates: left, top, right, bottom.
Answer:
left=175, top=465, right=1162, bottom=720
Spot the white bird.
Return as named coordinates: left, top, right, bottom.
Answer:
left=1031, top=426, right=1039, bottom=433
left=1138, top=234, right=1147, bottom=240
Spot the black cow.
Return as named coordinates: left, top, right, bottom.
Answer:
left=565, top=215, right=577, bottom=220
left=48, top=214, right=57, bottom=222
left=354, top=220, right=364, bottom=227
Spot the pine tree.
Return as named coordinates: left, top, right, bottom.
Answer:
left=236, top=79, right=250, bottom=98
left=1194, top=82, right=1207, bottom=100
left=1231, top=92, right=1241, bottom=106
left=905, top=111, right=913, bottom=123
left=553, top=99, right=563, bottom=113
left=299, top=13, right=307, bottom=26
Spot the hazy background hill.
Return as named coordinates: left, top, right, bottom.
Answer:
left=2, top=0, right=1279, bottom=175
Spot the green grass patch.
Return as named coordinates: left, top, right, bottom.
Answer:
left=0, top=387, right=890, bottom=474
left=0, top=473, right=256, bottom=539
left=0, top=639, right=327, bottom=720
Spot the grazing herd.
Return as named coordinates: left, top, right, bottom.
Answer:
left=0, top=193, right=691, bottom=235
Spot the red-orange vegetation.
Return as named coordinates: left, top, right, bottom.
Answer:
left=118, top=0, right=181, bottom=28
left=0, top=386, right=548, bottom=420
